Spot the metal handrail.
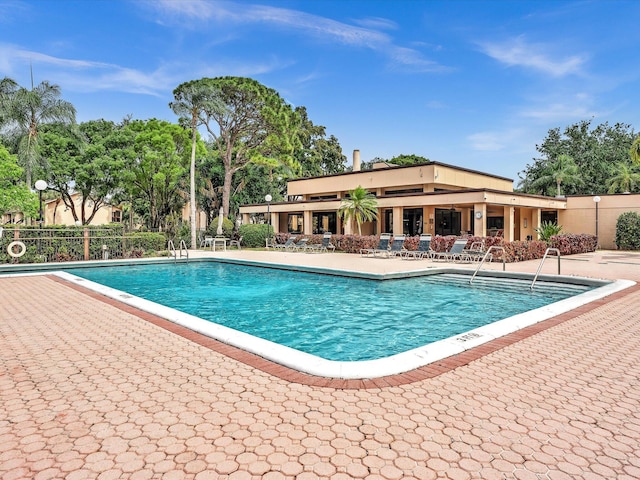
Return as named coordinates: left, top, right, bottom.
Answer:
left=530, top=248, right=560, bottom=290
left=469, top=245, right=505, bottom=284
left=167, top=240, right=189, bottom=262
left=179, top=240, right=189, bottom=260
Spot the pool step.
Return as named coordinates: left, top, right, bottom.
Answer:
left=429, top=273, right=589, bottom=297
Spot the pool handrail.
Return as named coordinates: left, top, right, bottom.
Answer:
left=469, top=245, right=505, bottom=284
left=530, top=248, right=561, bottom=290
left=168, top=240, right=189, bottom=262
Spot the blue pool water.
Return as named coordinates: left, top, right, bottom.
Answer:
left=67, top=262, right=591, bottom=361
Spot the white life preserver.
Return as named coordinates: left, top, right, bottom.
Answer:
left=7, top=241, right=26, bottom=258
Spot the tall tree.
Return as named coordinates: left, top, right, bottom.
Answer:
left=531, top=154, right=582, bottom=197
left=338, top=185, right=378, bottom=235
left=182, top=77, right=301, bottom=217
left=389, top=154, right=430, bottom=166
left=170, top=82, right=223, bottom=248
left=631, top=136, right=640, bottom=165
left=122, top=119, right=192, bottom=230
left=607, top=162, right=640, bottom=193
left=294, top=106, right=346, bottom=177
left=0, top=77, right=76, bottom=188
left=519, top=120, right=636, bottom=195
left=37, top=120, right=130, bottom=225
left=0, top=143, right=37, bottom=218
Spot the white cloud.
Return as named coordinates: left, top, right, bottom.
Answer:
left=147, top=0, right=446, bottom=72
left=467, top=128, right=529, bottom=153
left=0, top=43, right=290, bottom=95
left=468, top=132, right=505, bottom=151
left=479, top=36, right=586, bottom=77
left=520, top=103, right=597, bottom=121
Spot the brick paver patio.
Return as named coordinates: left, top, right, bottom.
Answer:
left=1, top=251, right=639, bottom=479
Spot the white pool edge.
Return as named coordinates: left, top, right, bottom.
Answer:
left=25, top=267, right=633, bottom=380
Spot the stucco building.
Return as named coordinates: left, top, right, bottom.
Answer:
left=240, top=150, right=638, bottom=250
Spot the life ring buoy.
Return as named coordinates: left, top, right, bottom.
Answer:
left=7, top=241, right=26, bottom=258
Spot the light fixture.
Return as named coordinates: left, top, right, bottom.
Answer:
left=35, top=180, right=47, bottom=228
left=593, top=196, right=601, bottom=247
left=265, top=194, right=273, bottom=242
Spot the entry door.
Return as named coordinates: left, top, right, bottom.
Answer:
left=435, top=208, right=461, bottom=236
left=403, top=208, right=423, bottom=236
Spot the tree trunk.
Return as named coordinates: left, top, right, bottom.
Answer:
left=189, top=119, right=197, bottom=249
left=222, top=168, right=234, bottom=221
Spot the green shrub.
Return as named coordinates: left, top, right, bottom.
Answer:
left=615, top=211, right=640, bottom=250
left=535, top=221, right=562, bottom=242
left=124, top=232, right=166, bottom=255
left=208, top=217, right=235, bottom=238
left=238, top=224, right=273, bottom=248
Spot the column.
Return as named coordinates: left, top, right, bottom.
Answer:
left=473, top=203, right=487, bottom=237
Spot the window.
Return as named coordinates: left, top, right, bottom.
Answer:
left=111, top=210, right=122, bottom=223
left=384, top=188, right=423, bottom=196
left=288, top=214, right=304, bottom=234
left=312, top=212, right=336, bottom=234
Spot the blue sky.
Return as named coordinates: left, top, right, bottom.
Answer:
left=1, top=0, right=639, bottom=183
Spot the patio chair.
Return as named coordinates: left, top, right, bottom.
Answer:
left=290, top=237, right=309, bottom=252
left=272, top=236, right=296, bottom=250
left=201, top=236, right=214, bottom=249
left=432, top=238, right=470, bottom=262
left=229, top=236, right=242, bottom=250
left=378, top=235, right=406, bottom=258
left=401, top=234, right=433, bottom=260
left=306, top=233, right=336, bottom=253
left=360, top=233, right=391, bottom=257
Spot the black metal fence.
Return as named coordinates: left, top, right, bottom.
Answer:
left=0, top=226, right=165, bottom=264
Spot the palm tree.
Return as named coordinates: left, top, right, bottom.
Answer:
left=531, top=154, right=582, bottom=197
left=338, top=185, right=378, bottom=235
left=607, top=162, right=640, bottom=193
left=170, top=81, right=223, bottom=248
left=1, top=77, right=76, bottom=188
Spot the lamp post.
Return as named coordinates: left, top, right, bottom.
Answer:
left=593, top=195, right=601, bottom=248
left=35, top=180, right=47, bottom=228
left=265, top=194, right=272, bottom=244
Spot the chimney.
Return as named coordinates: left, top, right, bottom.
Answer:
left=353, top=149, right=361, bottom=172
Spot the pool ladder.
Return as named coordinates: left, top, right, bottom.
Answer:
left=469, top=246, right=505, bottom=284
left=168, top=240, right=189, bottom=262
left=530, top=248, right=560, bottom=290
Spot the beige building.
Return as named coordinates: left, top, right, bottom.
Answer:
left=240, top=150, right=639, bottom=250
left=43, top=193, right=122, bottom=226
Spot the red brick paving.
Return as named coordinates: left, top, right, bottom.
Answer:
left=1, top=252, right=640, bottom=479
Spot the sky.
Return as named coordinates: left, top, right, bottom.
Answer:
left=1, top=0, right=639, bottom=184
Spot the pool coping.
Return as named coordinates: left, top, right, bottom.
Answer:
left=3, top=257, right=634, bottom=381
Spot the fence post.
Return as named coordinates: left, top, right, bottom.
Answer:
left=84, top=228, right=89, bottom=260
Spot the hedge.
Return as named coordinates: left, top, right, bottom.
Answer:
left=268, top=232, right=596, bottom=262
left=615, top=211, right=640, bottom=250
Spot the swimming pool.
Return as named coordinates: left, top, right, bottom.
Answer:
left=66, top=262, right=590, bottom=361
left=47, top=258, right=632, bottom=378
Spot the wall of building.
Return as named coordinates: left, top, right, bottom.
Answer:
left=561, top=194, right=640, bottom=250
left=44, top=197, right=120, bottom=226
left=286, top=162, right=513, bottom=198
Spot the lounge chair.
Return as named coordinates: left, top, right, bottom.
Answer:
left=432, top=238, right=470, bottom=262
left=401, top=234, right=433, bottom=260
left=360, top=233, right=391, bottom=257
left=306, top=233, right=336, bottom=253
left=378, top=235, right=406, bottom=258
left=464, top=240, right=490, bottom=262
left=290, top=237, right=309, bottom=251
left=272, top=236, right=297, bottom=250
